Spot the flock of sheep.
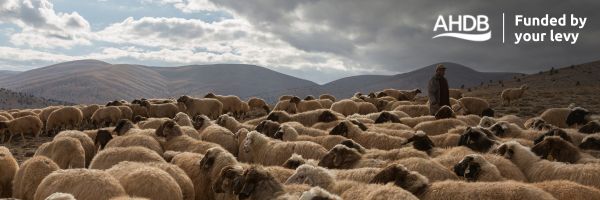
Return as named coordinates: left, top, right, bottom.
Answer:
left=0, top=85, right=599, bottom=200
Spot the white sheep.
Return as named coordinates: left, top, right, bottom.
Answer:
left=329, top=120, right=406, bottom=150
left=176, top=95, right=223, bottom=120
left=501, top=84, right=528, bottom=106
left=393, top=105, right=430, bottom=117
left=106, top=162, right=183, bottom=200
left=330, top=99, right=359, bottom=116
left=173, top=112, right=193, bottom=127
left=12, top=156, right=60, bottom=200
left=242, top=131, right=328, bottom=166
left=34, top=169, right=127, bottom=200
left=204, top=93, right=244, bottom=118
left=140, top=100, right=179, bottom=118
left=497, top=141, right=600, bottom=188
left=88, top=146, right=165, bottom=170
left=453, top=97, right=494, bottom=117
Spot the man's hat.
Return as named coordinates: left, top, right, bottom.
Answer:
left=436, top=64, right=446, bottom=71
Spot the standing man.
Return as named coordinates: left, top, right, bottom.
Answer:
left=428, top=64, right=450, bottom=115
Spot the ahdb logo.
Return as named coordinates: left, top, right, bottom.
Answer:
left=433, top=15, right=491, bottom=42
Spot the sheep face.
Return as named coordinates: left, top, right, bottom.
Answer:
left=488, top=122, right=510, bottom=137
left=318, top=145, right=361, bottom=169
left=266, top=111, right=287, bottom=122
left=139, top=100, right=151, bottom=108
left=192, top=115, right=209, bottom=130
left=533, top=128, right=572, bottom=145
left=532, top=136, right=579, bottom=163
left=405, top=132, right=435, bottom=152
left=95, top=130, right=113, bottom=150
left=579, top=136, right=600, bottom=150
left=458, top=127, right=497, bottom=152
left=113, top=119, right=134, bottom=136
left=495, top=143, right=517, bottom=160
left=304, top=96, right=315, bottom=101
left=375, top=112, right=400, bottom=124
left=376, top=92, right=388, bottom=98
left=579, top=121, right=600, bottom=134
left=238, top=167, right=278, bottom=200
left=157, top=120, right=182, bottom=139
left=329, top=121, right=349, bottom=137
left=414, top=89, right=422, bottom=94
left=368, top=92, right=376, bottom=98
left=566, top=107, right=591, bottom=127
left=435, top=106, right=456, bottom=119
left=213, top=165, right=244, bottom=194
left=176, top=95, right=190, bottom=103
left=318, top=111, right=337, bottom=123
left=254, top=120, right=280, bottom=138
left=273, top=126, right=285, bottom=140
left=283, top=156, right=306, bottom=169
left=349, top=119, right=368, bottom=131
left=199, top=147, right=223, bottom=170
left=205, top=93, right=217, bottom=98
left=339, top=139, right=366, bottom=154
left=370, top=164, right=429, bottom=195
left=453, top=155, right=482, bottom=181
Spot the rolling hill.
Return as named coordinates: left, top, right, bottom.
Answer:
left=0, top=60, right=519, bottom=104
left=0, top=87, right=73, bottom=110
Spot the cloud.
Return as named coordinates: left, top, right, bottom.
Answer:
left=0, top=0, right=92, bottom=49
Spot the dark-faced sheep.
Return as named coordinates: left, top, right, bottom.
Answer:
left=540, top=107, right=592, bottom=128
left=532, top=136, right=600, bottom=164
left=238, top=166, right=311, bottom=200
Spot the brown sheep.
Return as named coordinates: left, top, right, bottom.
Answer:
left=0, top=146, right=18, bottom=198
left=12, top=156, right=60, bottom=200
left=34, top=169, right=127, bottom=200
left=0, top=115, right=43, bottom=143
left=34, top=137, right=85, bottom=169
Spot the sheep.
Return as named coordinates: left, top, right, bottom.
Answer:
left=0, top=115, right=43, bottom=143
left=399, top=116, right=436, bottom=128
left=11, top=110, right=37, bottom=118
left=184, top=117, right=238, bottom=155
left=38, top=106, right=61, bottom=129
left=274, top=124, right=347, bottom=150
left=0, top=112, right=13, bottom=121
left=533, top=128, right=587, bottom=146
left=479, top=115, right=525, bottom=128
left=273, top=98, right=298, bottom=114
left=106, top=162, right=183, bottom=200
left=137, top=117, right=170, bottom=129
left=457, top=126, right=501, bottom=153
left=238, top=166, right=311, bottom=200
left=279, top=95, right=293, bottom=101
left=285, top=164, right=419, bottom=200
left=266, top=109, right=340, bottom=127
left=448, top=89, right=463, bottom=99
left=299, top=187, right=342, bottom=200
left=496, top=141, right=600, bottom=188
left=79, top=104, right=100, bottom=126
left=453, top=97, right=494, bottom=117
left=381, top=88, right=421, bottom=101
left=205, top=93, right=244, bottom=118
left=282, top=153, right=319, bottom=169
left=369, top=164, right=556, bottom=200
left=357, top=102, right=378, bottom=115
left=88, top=146, right=165, bottom=170
left=297, top=99, right=325, bottom=113
left=501, top=84, right=528, bottom=106
left=384, top=100, right=413, bottom=111
left=317, top=99, right=334, bottom=109
left=579, top=134, right=600, bottom=151
left=413, top=118, right=467, bottom=136
left=55, top=130, right=96, bottom=167
left=105, top=134, right=164, bottom=155
left=176, top=95, right=223, bottom=120
left=91, top=106, right=121, bottom=128
left=540, top=107, right=592, bottom=128
left=318, top=144, right=387, bottom=169
left=393, top=105, right=430, bottom=117
left=453, top=154, right=505, bottom=181
left=113, top=106, right=133, bottom=120
left=173, top=112, right=193, bottom=127
left=157, top=120, right=220, bottom=155
left=112, top=119, right=156, bottom=137
left=34, top=169, right=127, bottom=200
left=169, top=152, right=206, bottom=200
left=319, top=94, right=336, bottom=102
left=487, top=121, right=541, bottom=140
left=532, top=180, right=600, bottom=200
left=215, top=114, right=255, bottom=133
left=248, top=97, right=269, bottom=111
left=329, top=120, right=406, bottom=150
left=127, top=103, right=149, bottom=119
left=35, top=137, right=85, bottom=169
left=531, top=136, right=600, bottom=164
left=434, top=105, right=455, bottom=119
left=242, top=131, right=327, bottom=166
left=12, top=156, right=60, bottom=200
left=330, top=99, right=359, bottom=116
left=0, top=146, right=18, bottom=198
left=579, top=120, right=600, bottom=134
left=140, top=100, right=179, bottom=118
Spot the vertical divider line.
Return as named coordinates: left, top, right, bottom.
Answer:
left=503, top=13, right=505, bottom=43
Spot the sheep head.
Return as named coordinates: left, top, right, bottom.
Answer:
left=132, top=115, right=147, bottom=123
left=318, top=145, right=361, bottom=169
left=579, top=135, right=600, bottom=150
left=205, top=93, right=217, bottom=98
left=329, top=121, right=350, bottom=137
left=176, top=95, right=190, bottom=103
left=404, top=131, right=435, bottom=152
left=254, top=120, right=280, bottom=138
left=377, top=92, right=388, bottom=98
left=533, top=128, right=572, bottom=145
left=213, top=165, right=244, bottom=194
left=94, top=129, right=113, bottom=150
left=434, top=105, right=456, bottom=119
left=304, top=96, right=315, bottom=101
left=481, top=108, right=495, bottom=117
left=285, top=164, right=333, bottom=188
left=579, top=121, right=600, bottom=134
left=156, top=120, right=183, bottom=140
left=453, top=154, right=482, bottom=181
left=414, top=89, right=422, bottom=94
left=566, top=107, right=591, bottom=127
left=532, top=136, right=580, bottom=163
left=113, top=119, right=135, bottom=136
left=369, top=164, right=429, bottom=195
left=375, top=111, right=400, bottom=124
left=289, top=96, right=302, bottom=104
left=139, top=100, right=151, bottom=108
left=339, top=139, right=366, bottom=154
left=192, top=115, right=209, bottom=130
left=487, top=121, right=510, bottom=137
left=494, top=142, right=518, bottom=160
left=478, top=116, right=496, bottom=128
left=199, top=147, right=227, bottom=170
left=349, top=119, right=368, bottom=131
left=458, top=127, right=498, bottom=152
left=318, top=110, right=337, bottom=123
left=283, top=154, right=306, bottom=169
left=238, top=166, right=282, bottom=200
left=266, top=111, right=289, bottom=123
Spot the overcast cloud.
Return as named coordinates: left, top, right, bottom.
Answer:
left=0, top=0, right=599, bottom=83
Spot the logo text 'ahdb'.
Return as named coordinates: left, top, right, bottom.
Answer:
left=433, top=15, right=491, bottom=42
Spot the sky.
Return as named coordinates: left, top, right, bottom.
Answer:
left=0, top=0, right=599, bottom=84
